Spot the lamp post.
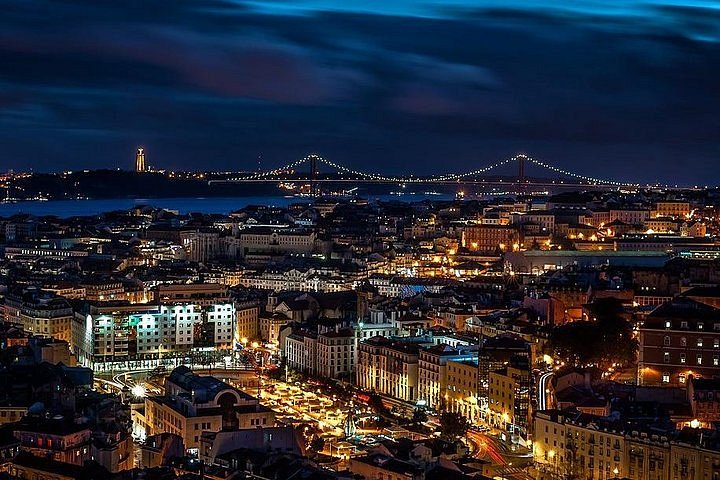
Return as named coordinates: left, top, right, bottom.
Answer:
left=548, top=450, right=556, bottom=479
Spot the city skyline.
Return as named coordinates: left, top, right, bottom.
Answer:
left=6, top=147, right=718, bottom=189
left=1, top=0, right=719, bottom=183
left=3, top=3, right=720, bottom=479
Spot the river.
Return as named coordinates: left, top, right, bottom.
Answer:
left=0, top=193, right=454, bottom=218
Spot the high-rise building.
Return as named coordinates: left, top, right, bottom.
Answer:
left=135, top=147, right=146, bottom=172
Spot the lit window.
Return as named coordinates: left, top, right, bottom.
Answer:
left=698, top=338, right=704, bottom=347
left=681, top=353, right=686, bottom=364
left=679, top=373, right=686, bottom=384
left=662, top=373, right=670, bottom=383
left=664, top=352, right=670, bottom=363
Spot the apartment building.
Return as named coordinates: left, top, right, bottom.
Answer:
left=534, top=410, right=720, bottom=480
left=235, top=301, right=260, bottom=342
left=417, top=344, right=475, bottom=411
left=143, top=367, right=274, bottom=450
left=462, top=225, right=520, bottom=254
left=4, top=287, right=74, bottom=345
left=638, top=297, right=720, bottom=386
left=446, top=358, right=480, bottom=423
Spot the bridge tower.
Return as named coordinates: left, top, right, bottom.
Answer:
left=310, top=155, right=319, bottom=196
left=516, top=155, right=526, bottom=194
left=517, top=155, right=525, bottom=183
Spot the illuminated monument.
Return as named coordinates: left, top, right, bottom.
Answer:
left=135, top=147, right=146, bottom=172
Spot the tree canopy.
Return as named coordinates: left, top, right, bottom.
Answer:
left=439, top=411, right=469, bottom=440
left=368, top=392, right=390, bottom=417
left=551, top=298, right=637, bottom=369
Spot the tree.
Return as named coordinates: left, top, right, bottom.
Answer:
left=551, top=298, right=638, bottom=370
left=551, top=234, right=577, bottom=251
left=310, top=435, right=326, bottom=452
left=368, top=392, right=389, bottom=417
left=412, top=408, right=428, bottom=425
left=439, top=411, right=469, bottom=441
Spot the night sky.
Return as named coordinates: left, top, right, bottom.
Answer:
left=1, top=0, right=719, bottom=184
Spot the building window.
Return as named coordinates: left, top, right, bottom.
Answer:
left=681, top=321, right=689, bottom=329
left=663, top=336, right=671, bottom=346
left=662, top=372, right=670, bottom=383
left=681, top=337, right=687, bottom=347
left=664, top=352, right=670, bottom=363
left=699, top=323, right=704, bottom=330
left=698, top=338, right=704, bottom=347
left=698, top=355, right=703, bottom=365
left=665, top=321, right=671, bottom=329
left=679, top=373, right=686, bottom=384
left=680, top=353, right=686, bottom=364
left=714, top=355, right=719, bottom=366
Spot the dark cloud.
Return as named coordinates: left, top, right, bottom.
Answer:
left=0, top=0, right=718, bottom=183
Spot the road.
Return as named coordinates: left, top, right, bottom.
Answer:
left=467, top=430, right=534, bottom=480
left=537, top=371, right=554, bottom=411
left=95, top=358, right=535, bottom=475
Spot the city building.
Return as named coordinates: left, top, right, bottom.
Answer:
left=418, top=344, right=475, bottom=412
left=317, top=328, right=355, bottom=380
left=72, top=303, right=233, bottom=367
left=487, top=356, right=530, bottom=435
left=654, top=201, right=691, bottom=219
left=285, top=330, right=317, bottom=375
left=235, top=301, right=260, bottom=343
left=142, top=366, right=275, bottom=451
left=534, top=409, right=720, bottom=480
left=357, top=337, right=427, bottom=402
left=156, top=283, right=230, bottom=306
left=4, top=287, right=74, bottom=345
left=638, top=297, right=720, bottom=386
left=13, top=415, right=132, bottom=473
left=446, top=358, right=480, bottom=423
left=180, top=229, right=221, bottom=263
left=462, top=225, right=520, bottom=254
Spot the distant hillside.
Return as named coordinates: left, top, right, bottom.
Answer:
left=8, top=170, right=277, bottom=200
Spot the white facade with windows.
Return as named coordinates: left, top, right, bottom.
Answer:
left=317, top=330, right=355, bottom=379
left=132, top=305, right=200, bottom=355
left=285, top=332, right=317, bottom=374
left=208, top=303, right=235, bottom=348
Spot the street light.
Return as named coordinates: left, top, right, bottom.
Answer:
left=131, top=384, right=147, bottom=399
left=548, top=450, right=556, bottom=477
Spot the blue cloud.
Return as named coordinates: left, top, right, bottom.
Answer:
left=0, top=0, right=718, bottom=183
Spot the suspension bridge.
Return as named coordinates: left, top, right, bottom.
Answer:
left=207, top=153, right=650, bottom=190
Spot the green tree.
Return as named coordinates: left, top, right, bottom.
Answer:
left=439, top=411, right=469, bottom=441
